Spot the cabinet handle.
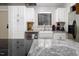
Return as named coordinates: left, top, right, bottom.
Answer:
left=20, top=44, right=24, bottom=46
left=17, top=46, right=19, bottom=48
left=6, top=24, right=9, bottom=29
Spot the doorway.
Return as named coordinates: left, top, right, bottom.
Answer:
left=0, top=6, right=8, bottom=56
left=0, top=10, right=8, bottom=39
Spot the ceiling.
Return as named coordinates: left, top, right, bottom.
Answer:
left=0, top=3, right=76, bottom=9
left=37, top=3, right=75, bottom=8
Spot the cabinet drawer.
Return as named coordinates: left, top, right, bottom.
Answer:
left=54, top=33, right=66, bottom=39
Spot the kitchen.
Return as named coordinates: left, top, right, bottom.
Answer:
left=8, top=3, right=70, bottom=56
left=0, top=3, right=79, bottom=56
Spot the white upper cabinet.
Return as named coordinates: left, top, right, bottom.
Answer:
left=68, top=11, right=76, bottom=25
left=8, top=6, right=25, bottom=39
left=24, top=7, right=35, bottom=22
left=55, top=8, right=70, bottom=32
left=55, top=8, right=67, bottom=22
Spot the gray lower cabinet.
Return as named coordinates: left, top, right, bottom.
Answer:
left=8, top=32, right=38, bottom=56
left=8, top=39, right=25, bottom=56
left=24, top=32, right=38, bottom=55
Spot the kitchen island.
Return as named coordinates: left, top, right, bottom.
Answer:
left=27, top=31, right=79, bottom=56
left=25, top=31, right=68, bottom=56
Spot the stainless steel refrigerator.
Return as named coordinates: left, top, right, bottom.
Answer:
left=68, top=11, right=79, bottom=42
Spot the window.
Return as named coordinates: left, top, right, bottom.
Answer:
left=38, top=13, right=51, bottom=25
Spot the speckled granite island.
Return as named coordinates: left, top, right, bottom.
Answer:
left=26, top=31, right=79, bottom=56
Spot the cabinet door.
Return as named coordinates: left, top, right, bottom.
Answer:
left=54, top=33, right=66, bottom=40
left=56, top=8, right=67, bottom=22
left=58, top=8, right=65, bottom=22
left=25, top=8, right=35, bottom=21
left=16, top=40, right=25, bottom=56
left=12, top=39, right=25, bottom=56
left=8, top=6, right=25, bottom=39
left=68, top=12, right=76, bottom=25
left=16, top=6, right=25, bottom=39
left=76, top=3, right=79, bottom=14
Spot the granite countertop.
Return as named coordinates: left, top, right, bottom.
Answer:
left=25, top=31, right=67, bottom=33
left=28, top=38, right=79, bottom=56
left=25, top=31, right=38, bottom=32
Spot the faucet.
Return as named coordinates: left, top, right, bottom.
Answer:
left=44, top=24, right=46, bottom=31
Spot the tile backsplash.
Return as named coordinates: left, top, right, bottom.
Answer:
left=33, top=25, right=52, bottom=31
